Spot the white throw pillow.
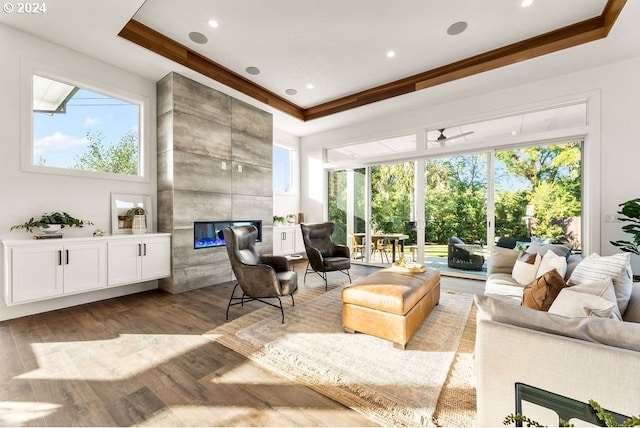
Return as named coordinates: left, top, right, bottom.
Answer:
left=549, top=289, right=616, bottom=318
left=536, top=249, right=568, bottom=279
left=549, top=278, right=621, bottom=320
left=511, top=251, right=541, bottom=286
left=568, top=252, right=633, bottom=314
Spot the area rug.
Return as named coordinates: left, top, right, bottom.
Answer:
left=208, top=282, right=474, bottom=427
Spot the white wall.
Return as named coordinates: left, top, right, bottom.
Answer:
left=300, top=56, right=640, bottom=273
left=0, top=24, right=159, bottom=318
left=0, top=24, right=157, bottom=238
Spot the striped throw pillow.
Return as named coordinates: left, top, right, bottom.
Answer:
left=567, top=253, right=632, bottom=314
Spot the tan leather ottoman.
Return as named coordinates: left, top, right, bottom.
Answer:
left=341, top=268, right=440, bottom=349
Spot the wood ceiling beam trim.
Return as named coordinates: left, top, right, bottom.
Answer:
left=119, top=0, right=625, bottom=123
left=118, top=19, right=305, bottom=120
left=307, top=0, right=626, bottom=120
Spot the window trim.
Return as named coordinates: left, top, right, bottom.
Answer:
left=20, top=58, right=151, bottom=182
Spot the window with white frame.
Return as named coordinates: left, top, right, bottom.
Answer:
left=22, top=66, right=149, bottom=181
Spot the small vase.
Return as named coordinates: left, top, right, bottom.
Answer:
left=132, top=214, right=146, bottom=234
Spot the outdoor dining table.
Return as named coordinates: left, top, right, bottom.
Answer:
left=353, top=233, right=410, bottom=262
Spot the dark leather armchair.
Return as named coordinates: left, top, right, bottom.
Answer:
left=223, top=225, right=297, bottom=323
left=300, top=222, right=351, bottom=290
left=447, top=236, right=485, bottom=271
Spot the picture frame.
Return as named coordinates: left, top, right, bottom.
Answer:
left=111, top=193, right=153, bottom=234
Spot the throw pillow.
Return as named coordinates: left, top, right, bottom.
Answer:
left=562, top=278, right=622, bottom=320
left=549, top=289, right=616, bottom=319
left=536, top=249, right=568, bottom=279
left=568, top=252, right=633, bottom=314
left=522, top=269, right=567, bottom=311
left=488, top=246, right=520, bottom=275
left=511, top=250, right=541, bottom=286
left=527, top=242, right=573, bottom=260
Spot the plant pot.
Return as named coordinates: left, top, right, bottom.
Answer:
left=131, top=214, right=146, bottom=234
left=41, top=224, right=63, bottom=234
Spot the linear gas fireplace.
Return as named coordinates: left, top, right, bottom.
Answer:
left=194, top=220, right=262, bottom=249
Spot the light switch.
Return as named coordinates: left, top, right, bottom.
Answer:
left=238, top=164, right=243, bottom=172
left=221, top=161, right=227, bottom=170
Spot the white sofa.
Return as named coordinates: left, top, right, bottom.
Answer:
left=476, top=245, right=640, bottom=426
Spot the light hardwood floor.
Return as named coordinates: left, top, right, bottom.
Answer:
left=0, top=261, right=482, bottom=427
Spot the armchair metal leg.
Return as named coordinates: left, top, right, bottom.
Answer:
left=225, top=282, right=241, bottom=320
left=225, top=282, right=288, bottom=323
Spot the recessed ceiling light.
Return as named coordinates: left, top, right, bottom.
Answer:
left=245, top=66, right=260, bottom=75
left=285, top=89, right=298, bottom=95
left=447, top=21, right=468, bottom=36
left=306, top=83, right=314, bottom=90
left=386, top=50, right=396, bottom=58
left=521, top=0, right=534, bottom=7
left=208, top=19, right=219, bottom=28
left=188, top=31, right=208, bottom=44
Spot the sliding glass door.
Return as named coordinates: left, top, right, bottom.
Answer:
left=494, top=141, right=582, bottom=251
left=424, top=154, right=488, bottom=271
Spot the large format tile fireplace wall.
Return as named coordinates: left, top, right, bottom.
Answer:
left=157, top=72, right=274, bottom=294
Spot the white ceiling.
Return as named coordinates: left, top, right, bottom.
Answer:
left=1, top=0, right=640, bottom=137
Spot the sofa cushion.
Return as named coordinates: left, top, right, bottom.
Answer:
left=549, top=279, right=621, bottom=319
left=474, top=294, right=640, bottom=352
left=527, top=242, right=573, bottom=260
left=522, top=269, right=567, bottom=311
left=488, top=246, right=520, bottom=275
left=568, top=253, right=633, bottom=314
left=484, top=273, right=524, bottom=301
left=512, top=251, right=541, bottom=286
left=537, top=249, right=568, bottom=279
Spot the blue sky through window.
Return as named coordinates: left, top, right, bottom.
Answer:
left=33, top=87, right=139, bottom=169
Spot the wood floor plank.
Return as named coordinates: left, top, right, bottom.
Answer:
left=0, top=262, right=473, bottom=427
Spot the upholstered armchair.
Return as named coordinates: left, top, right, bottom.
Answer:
left=300, top=222, right=351, bottom=290
left=223, top=225, right=298, bottom=323
left=447, top=236, right=485, bottom=271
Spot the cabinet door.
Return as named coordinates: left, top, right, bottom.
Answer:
left=63, top=242, right=107, bottom=293
left=11, top=245, right=63, bottom=304
left=108, top=240, right=142, bottom=286
left=281, top=228, right=295, bottom=255
left=141, top=236, right=171, bottom=280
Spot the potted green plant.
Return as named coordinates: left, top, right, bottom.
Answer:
left=273, top=215, right=285, bottom=226
left=11, top=211, right=93, bottom=233
left=610, top=198, right=640, bottom=256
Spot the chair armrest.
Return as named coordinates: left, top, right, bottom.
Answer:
left=239, top=263, right=281, bottom=296
left=305, top=246, right=324, bottom=270
left=331, top=244, right=350, bottom=258
left=260, top=255, right=290, bottom=272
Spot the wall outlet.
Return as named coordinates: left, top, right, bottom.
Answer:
left=605, top=213, right=619, bottom=223
left=221, top=161, right=227, bottom=170
left=238, top=164, right=243, bottom=172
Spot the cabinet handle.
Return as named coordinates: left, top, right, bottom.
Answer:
left=282, top=232, right=286, bottom=240
left=58, top=250, right=62, bottom=265
left=143, top=243, right=147, bottom=256
left=65, top=249, right=69, bottom=265
left=138, top=243, right=142, bottom=256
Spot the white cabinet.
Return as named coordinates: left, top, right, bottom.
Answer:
left=108, top=235, right=171, bottom=286
left=8, top=241, right=107, bottom=304
left=2, top=233, right=170, bottom=306
left=273, top=226, right=304, bottom=256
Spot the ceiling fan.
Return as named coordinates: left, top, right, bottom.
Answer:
left=428, top=128, right=474, bottom=145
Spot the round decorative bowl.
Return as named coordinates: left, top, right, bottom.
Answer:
left=41, top=224, right=62, bottom=234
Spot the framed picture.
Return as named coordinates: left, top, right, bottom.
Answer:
left=111, top=193, right=153, bottom=234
